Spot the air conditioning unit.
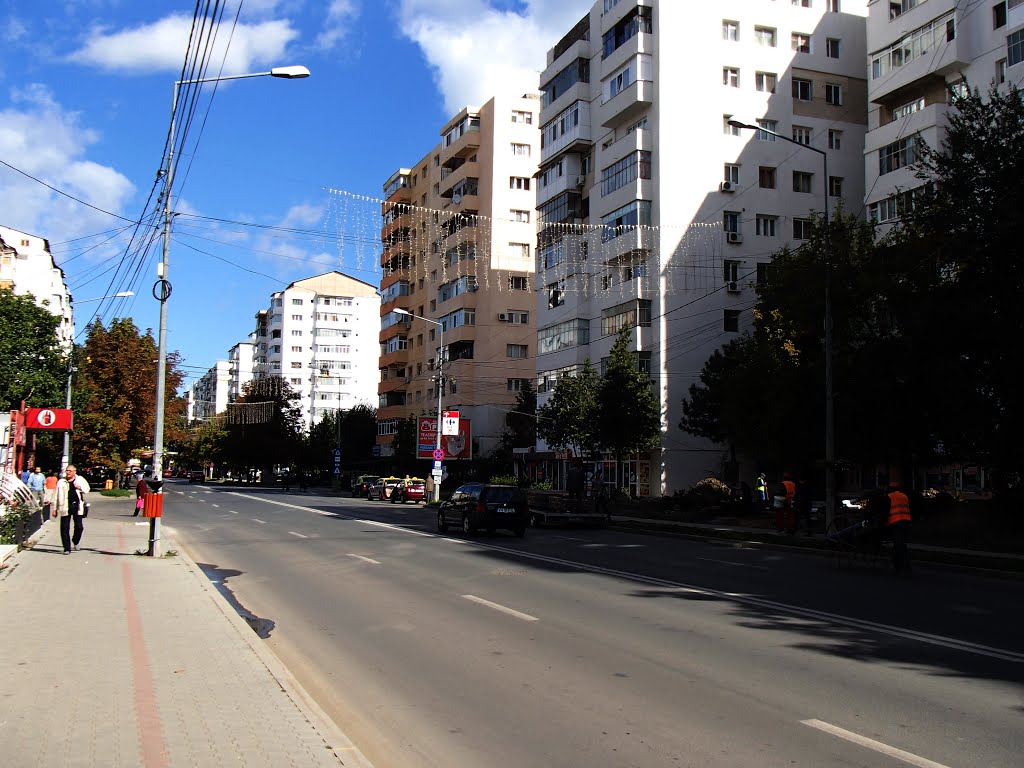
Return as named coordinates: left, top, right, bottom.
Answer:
left=576, top=175, right=587, bottom=187
left=719, top=181, right=737, bottom=193
left=726, top=281, right=740, bottom=292
left=498, top=313, right=508, bottom=322
left=726, top=232, right=743, bottom=244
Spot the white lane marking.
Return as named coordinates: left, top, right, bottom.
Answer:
left=225, top=491, right=1024, bottom=663
left=698, top=557, right=770, bottom=571
left=551, top=535, right=586, bottom=542
left=288, top=531, right=308, bottom=539
left=462, top=595, right=538, bottom=622
left=616, top=544, right=646, bottom=548
left=211, top=504, right=220, bottom=508
left=134, top=522, right=149, bottom=526
left=253, top=519, right=266, bottom=524
left=230, top=510, right=238, bottom=515
left=582, top=543, right=608, bottom=548
left=801, top=719, right=952, bottom=768
left=347, top=554, right=380, bottom=565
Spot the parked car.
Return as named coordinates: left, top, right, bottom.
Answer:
left=437, top=483, right=527, bottom=537
left=187, top=470, right=205, bottom=484
left=351, top=475, right=380, bottom=498
left=373, top=477, right=404, bottom=501
left=391, top=478, right=426, bottom=504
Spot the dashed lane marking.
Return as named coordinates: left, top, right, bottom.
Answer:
left=288, top=531, right=308, bottom=539
left=462, top=594, right=538, bottom=622
left=801, top=719, right=952, bottom=768
left=346, top=554, right=380, bottom=565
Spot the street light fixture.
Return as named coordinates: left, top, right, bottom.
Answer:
left=150, top=65, right=309, bottom=556
left=62, top=291, right=134, bottom=471
left=393, top=308, right=445, bottom=501
left=728, top=119, right=835, bottom=529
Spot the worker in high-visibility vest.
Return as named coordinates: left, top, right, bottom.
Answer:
left=886, top=482, right=913, bottom=576
left=755, top=473, right=768, bottom=510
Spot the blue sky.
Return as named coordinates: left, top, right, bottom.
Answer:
left=0, top=0, right=592, bottom=388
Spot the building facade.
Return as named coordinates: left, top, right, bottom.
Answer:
left=192, top=361, right=231, bottom=422
left=0, top=225, right=73, bottom=349
left=534, top=0, right=869, bottom=495
left=864, top=0, right=1024, bottom=228
left=253, top=271, right=380, bottom=428
left=227, top=339, right=256, bottom=403
left=376, top=93, right=541, bottom=458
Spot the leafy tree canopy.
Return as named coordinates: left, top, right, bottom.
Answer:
left=0, top=288, right=66, bottom=411
left=537, top=360, right=601, bottom=458
left=597, top=326, right=661, bottom=460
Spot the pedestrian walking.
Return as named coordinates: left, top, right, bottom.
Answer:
left=755, top=473, right=768, bottom=510
left=52, top=465, right=91, bottom=554
left=133, top=474, right=149, bottom=516
left=886, top=482, right=912, bottom=576
left=43, top=471, right=58, bottom=517
left=27, top=467, right=45, bottom=509
left=20, top=467, right=31, bottom=484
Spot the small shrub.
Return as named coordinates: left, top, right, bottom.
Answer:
left=100, top=489, right=132, bottom=498
left=533, top=480, right=553, bottom=491
left=489, top=474, right=518, bottom=485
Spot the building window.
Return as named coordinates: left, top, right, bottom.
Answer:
left=602, top=5, right=652, bottom=59
left=755, top=72, right=777, bottom=93
left=291, top=330, right=302, bottom=337
left=793, top=172, right=813, bottom=194
left=825, top=83, right=843, bottom=105
left=290, top=378, right=301, bottom=385
left=509, top=242, right=530, bottom=258
left=723, top=20, right=739, bottom=41
left=510, top=176, right=531, bottom=190
left=889, top=0, right=921, bottom=20
left=794, top=218, right=812, bottom=240
left=792, top=33, right=811, bottom=53
left=754, top=26, right=776, bottom=47
left=757, top=119, right=777, bottom=141
left=724, top=115, right=741, bottom=135
left=879, top=136, right=917, bottom=175
left=601, top=200, right=652, bottom=242
left=792, top=0, right=811, bottom=6
left=792, top=78, right=812, bottom=101
left=511, top=142, right=531, bottom=156
left=512, top=209, right=531, bottom=222
left=601, top=150, right=652, bottom=196
left=1010, top=29, right=1024, bottom=67
left=511, top=110, right=533, bottom=124
left=291, top=345, right=302, bottom=352
left=872, top=11, right=955, bottom=78
left=603, top=54, right=653, bottom=103
left=793, top=125, right=812, bottom=145
left=507, top=379, right=531, bottom=392
left=290, top=361, right=301, bottom=369
left=759, top=166, right=776, bottom=189
left=723, top=260, right=740, bottom=283
left=756, top=215, right=777, bottom=237
left=828, top=129, right=842, bottom=149
left=547, top=281, right=565, bottom=308
left=723, top=211, right=740, bottom=233
left=826, top=37, right=841, bottom=58
left=829, top=176, right=844, bottom=197
left=723, top=67, right=740, bottom=87
left=291, top=298, right=303, bottom=305
left=997, top=58, right=1007, bottom=84
left=509, top=276, right=529, bottom=291
left=291, top=314, right=302, bottom=321
left=994, top=2, right=1007, bottom=29
left=724, top=164, right=740, bottom=184
left=724, top=310, right=740, bottom=333
left=507, top=344, right=529, bottom=359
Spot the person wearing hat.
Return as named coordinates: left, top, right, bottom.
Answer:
left=886, top=481, right=912, bottom=576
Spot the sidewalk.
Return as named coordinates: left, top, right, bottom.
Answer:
left=0, top=493, right=372, bottom=768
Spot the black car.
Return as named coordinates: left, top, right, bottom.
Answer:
left=351, top=475, right=380, bottom=498
left=437, top=483, right=527, bottom=537
left=187, top=470, right=205, bottom=484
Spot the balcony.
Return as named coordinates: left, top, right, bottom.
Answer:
left=382, top=171, right=413, bottom=203
left=439, top=118, right=481, bottom=167
left=541, top=80, right=591, bottom=125
left=379, top=346, right=409, bottom=369
left=601, top=0, right=651, bottom=34
left=381, top=210, right=413, bottom=242
left=864, top=102, right=949, bottom=156
left=537, top=163, right=587, bottom=207
left=541, top=101, right=593, bottom=165
left=597, top=78, right=653, bottom=128
left=600, top=126, right=651, bottom=165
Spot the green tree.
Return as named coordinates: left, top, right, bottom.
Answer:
left=390, top=415, right=420, bottom=469
left=0, top=289, right=66, bottom=411
left=502, top=379, right=537, bottom=451
left=597, top=326, right=661, bottom=473
left=178, top=418, right=228, bottom=471
left=74, top=318, right=187, bottom=468
left=537, top=360, right=601, bottom=458
left=223, top=376, right=304, bottom=480
left=338, top=403, right=378, bottom=464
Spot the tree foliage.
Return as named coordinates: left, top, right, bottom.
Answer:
left=537, top=360, right=601, bottom=458
left=222, top=376, right=304, bottom=477
left=597, top=326, right=661, bottom=462
left=0, top=289, right=67, bottom=411
left=502, top=379, right=537, bottom=451
left=74, top=318, right=187, bottom=468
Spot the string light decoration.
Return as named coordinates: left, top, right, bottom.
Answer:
left=324, top=187, right=724, bottom=302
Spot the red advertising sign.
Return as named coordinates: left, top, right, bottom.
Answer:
left=25, top=408, right=74, bottom=431
left=417, top=415, right=472, bottom=460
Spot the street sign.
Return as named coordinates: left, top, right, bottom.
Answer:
left=442, top=410, right=460, bottom=436
left=431, top=469, right=443, bottom=480
left=433, top=459, right=442, bottom=471
left=372, top=445, right=381, bottom=458
left=432, top=447, right=445, bottom=460
left=333, top=448, right=342, bottom=459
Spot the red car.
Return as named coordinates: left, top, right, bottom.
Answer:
left=391, top=478, right=426, bottom=504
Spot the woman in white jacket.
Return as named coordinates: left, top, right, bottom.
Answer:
left=52, top=465, right=90, bottom=554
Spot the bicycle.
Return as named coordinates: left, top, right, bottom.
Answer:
left=825, top=511, right=884, bottom=568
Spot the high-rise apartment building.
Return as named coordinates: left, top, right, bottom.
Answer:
left=376, top=93, right=541, bottom=458
left=0, top=225, right=73, bottom=349
left=864, top=0, right=1023, bottom=227
left=227, top=339, right=256, bottom=403
left=535, top=1, right=868, bottom=495
left=191, top=361, right=230, bottom=422
left=251, top=271, right=380, bottom=428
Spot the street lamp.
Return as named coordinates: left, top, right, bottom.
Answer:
left=393, top=308, right=445, bottom=501
left=62, top=291, right=134, bottom=471
left=728, top=119, right=835, bottom=528
left=150, top=65, right=309, bottom=554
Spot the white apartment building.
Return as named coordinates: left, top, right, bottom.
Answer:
left=0, top=225, right=73, bottom=349
left=227, top=339, right=256, bottom=403
left=254, top=271, right=380, bottom=428
left=376, top=93, right=541, bottom=458
left=535, top=0, right=869, bottom=496
left=192, top=361, right=231, bottom=421
left=864, top=0, right=1024, bottom=226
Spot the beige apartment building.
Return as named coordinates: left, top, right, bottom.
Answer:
left=376, top=93, right=541, bottom=459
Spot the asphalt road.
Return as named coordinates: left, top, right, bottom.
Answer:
left=159, top=481, right=1024, bottom=768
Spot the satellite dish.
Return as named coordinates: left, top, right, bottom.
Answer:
left=452, top=193, right=462, bottom=204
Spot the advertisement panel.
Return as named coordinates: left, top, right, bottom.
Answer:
left=25, top=408, right=74, bottom=431
left=417, top=416, right=472, bottom=460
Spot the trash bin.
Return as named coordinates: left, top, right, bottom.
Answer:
left=104, top=479, right=114, bottom=490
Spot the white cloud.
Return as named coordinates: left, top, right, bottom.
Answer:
left=68, top=14, right=299, bottom=75
left=316, top=0, right=360, bottom=50
left=396, top=0, right=593, bottom=114
left=0, top=85, right=135, bottom=245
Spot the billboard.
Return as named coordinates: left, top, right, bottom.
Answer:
left=25, top=408, right=74, bottom=431
left=417, top=416, right=472, bottom=460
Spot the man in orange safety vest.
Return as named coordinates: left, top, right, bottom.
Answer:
left=886, top=482, right=912, bottom=576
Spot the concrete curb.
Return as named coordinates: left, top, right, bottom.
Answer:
left=164, top=527, right=375, bottom=768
